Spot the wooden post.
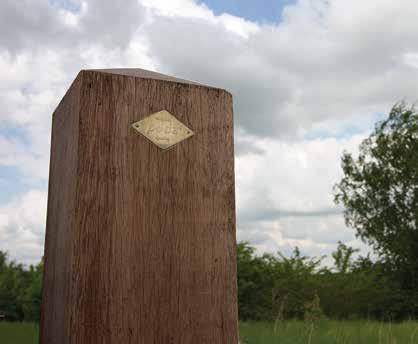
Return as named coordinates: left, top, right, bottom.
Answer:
left=40, top=69, right=238, bottom=343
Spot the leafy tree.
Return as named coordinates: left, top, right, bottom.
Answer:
left=0, top=252, right=43, bottom=321
left=21, top=260, right=43, bottom=321
left=272, top=248, right=324, bottom=320
left=236, top=241, right=403, bottom=321
left=237, top=242, right=278, bottom=320
left=334, top=103, right=418, bottom=293
left=332, top=241, right=359, bottom=274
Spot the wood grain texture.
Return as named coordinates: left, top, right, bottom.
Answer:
left=40, top=69, right=238, bottom=344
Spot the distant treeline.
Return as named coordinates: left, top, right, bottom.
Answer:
left=237, top=242, right=417, bottom=322
left=0, top=241, right=417, bottom=322
left=0, top=252, right=42, bottom=322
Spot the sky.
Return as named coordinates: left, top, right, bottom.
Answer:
left=1, top=0, right=418, bottom=265
left=198, top=0, right=291, bottom=23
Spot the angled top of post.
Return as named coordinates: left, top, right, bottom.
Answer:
left=85, top=68, right=223, bottom=91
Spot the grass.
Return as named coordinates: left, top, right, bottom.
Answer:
left=0, top=320, right=417, bottom=343
left=0, top=322, right=39, bottom=344
left=239, top=320, right=418, bottom=344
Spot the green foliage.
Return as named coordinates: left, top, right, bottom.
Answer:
left=237, top=243, right=278, bottom=320
left=304, top=294, right=323, bottom=324
left=334, top=103, right=418, bottom=318
left=332, top=241, right=358, bottom=273
left=334, top=103, right=418, bottom=290
left=271, top=248, right=325, bottom=320
left=237, top=242, right=412, bottom=321
left=0, top=253, right=42, bottom=322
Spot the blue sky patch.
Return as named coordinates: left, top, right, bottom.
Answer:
left=0, top=166, right=28, bottom=205
left=50, top=0, right=81, bottom=12
left=199, top=0, right=293, bottom=23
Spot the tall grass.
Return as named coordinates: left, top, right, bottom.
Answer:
left=0, top=321, right=417, bottom=343
left=0, top=322, right=39, bottom=344
left=239, top=320, right=418, bottom=344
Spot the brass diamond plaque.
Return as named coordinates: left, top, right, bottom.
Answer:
left=131, top=110, right=194, bottom=150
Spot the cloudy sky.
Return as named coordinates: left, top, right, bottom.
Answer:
left=1, top=0, right=418, bottom=265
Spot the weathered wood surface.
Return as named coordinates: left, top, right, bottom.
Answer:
left=40, top=69, right=238, bottom=344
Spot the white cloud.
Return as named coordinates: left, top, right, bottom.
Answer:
left=141, top=0, right=418, bottom=138
left=0, top=190, right=47, bottom=264
left=0, top=0, right=152, bottom=185
left=235, top=132, right=369, bottom=260
left=1, top=0, right=417, bottom=263
left=141, top=0, right=213, bottom=19
left=236, top=133, right=365, bottom=218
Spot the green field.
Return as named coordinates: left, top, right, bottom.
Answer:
left=0, top=323, right=39, bottom=344
left=239, top=321, right=418, bottom=344
left=1, top=321, right=418, bottom=343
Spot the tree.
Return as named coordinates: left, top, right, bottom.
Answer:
left=0, top=251, right=44, bottom=321
left=236, top=242, right=278, bottom=320
left=332, top=241, right=359, bottom=274
left=21, top=259, right=43, bottom=321
left=334, top=103, right=418, bottom=292
left=272, top=247, right=325, bottom=320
